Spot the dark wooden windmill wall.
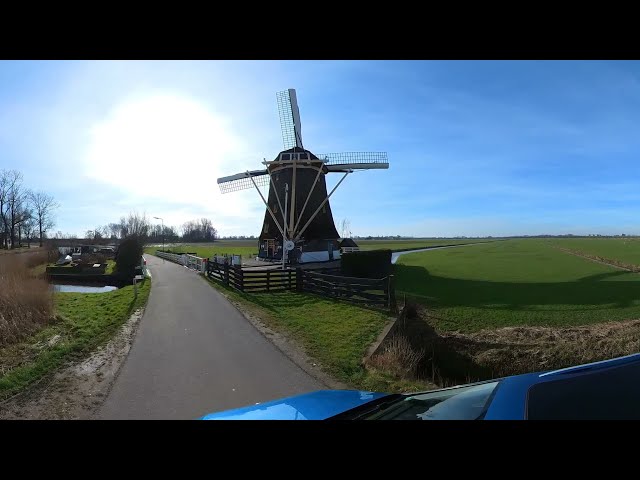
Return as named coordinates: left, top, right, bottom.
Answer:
left=258, top=147, right=340, bottom=258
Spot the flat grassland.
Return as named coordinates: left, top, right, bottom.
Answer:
left=395, top=239, right=640, bottom=332
left=143, top=238, right=492, bottom=258
left=144, top=240, right=257, bottom=258
left=548, top=237, right=640, bottom=266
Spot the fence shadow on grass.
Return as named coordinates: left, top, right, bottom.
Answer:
left=394, top=264, right=640, bottom=312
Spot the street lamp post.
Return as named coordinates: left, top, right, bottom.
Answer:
left=153, top=216, right=164, bottom=252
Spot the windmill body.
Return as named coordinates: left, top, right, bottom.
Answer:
left=217, top=89, right=389, bottom=265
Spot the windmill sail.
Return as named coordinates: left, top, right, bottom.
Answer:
left=277, top=89, right=303, bottom=149
left=217, top=169, right=269, bottom=193
left=318, top=152, right=389, bottom=171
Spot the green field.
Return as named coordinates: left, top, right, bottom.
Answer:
left=548, top=237, right=640, bottom=266
left=144, top=241, right=257, bottom=258
left=143, top=238, right=493, bottom=259
left=357, top=239, right=491, bottom=251
left=395, top=239, right=640, bottom=332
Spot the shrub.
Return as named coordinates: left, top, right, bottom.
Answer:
left=341, top=249, right=392, bottom=278
left=115, top=235, right=143, bottom=279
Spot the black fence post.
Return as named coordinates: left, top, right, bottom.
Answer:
left=266, top=271, right=271, bottom=292
left=296, top=268, right=303, bottom=292
left=239, top=267, right=244, bottom=292
left=388, top=275, right=397, bottom=313
left=223, top=263, right=229, bottom=286
left=288, top=269, right=292, bottom=291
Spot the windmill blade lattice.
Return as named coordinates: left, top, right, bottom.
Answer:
left=317, top=152, right=389, bottom=170
left=277, top=89, right=302, bottom=150
left=217, top=171, right=270, bottom=193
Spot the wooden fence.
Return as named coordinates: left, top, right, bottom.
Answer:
left=205, top=262, right=396, bottom=312
left=300, top=270, right=395, bottom=310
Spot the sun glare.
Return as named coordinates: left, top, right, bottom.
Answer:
left=83, top=93, right=262, bottom=228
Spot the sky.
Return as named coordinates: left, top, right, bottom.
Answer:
left=2, top=60, right=640, bottom=238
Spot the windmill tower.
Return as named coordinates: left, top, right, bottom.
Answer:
left=217, top=89, right=389, bottom=265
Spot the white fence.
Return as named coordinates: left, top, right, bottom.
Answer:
left=155, top=251, right=206, bottom=273
left=184, top=254, right=206, bottom=272
left=211, top=254, right=242, bottom=266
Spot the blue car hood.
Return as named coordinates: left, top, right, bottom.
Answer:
left=201, top=390, right=390, bottom=420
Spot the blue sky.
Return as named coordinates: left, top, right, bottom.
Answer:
left=2, top=60, right=640, bottom=238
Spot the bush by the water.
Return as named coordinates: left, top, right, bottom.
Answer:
left=341, top=249, right=392, bottom=279
left=0, top=253, right=53, bottom=347
left=115, top=235, right=144, bottom=279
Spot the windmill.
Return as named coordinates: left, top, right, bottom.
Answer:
left=217, top=89, right=389, bottom=265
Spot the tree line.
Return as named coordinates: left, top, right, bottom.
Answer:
left=0, top=169, right=59, bottom=249
left=61, top=212, right=219, bottom=244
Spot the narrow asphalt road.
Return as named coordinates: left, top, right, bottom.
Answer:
left=97, top=255, right=323, bottom=420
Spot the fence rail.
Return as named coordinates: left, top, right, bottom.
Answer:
left=204, top=261, right=396, bottom=311
left=301, top=270, right=395, bottom=309
left=155, top=250, right=206, bottom=273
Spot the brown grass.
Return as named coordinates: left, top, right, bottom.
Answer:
left=409, top=303, right=640, bottom=384
left=447, top=318, right=640, bottom=378
left=0, top=253, right=53, bottom=347
left=368, top=334, right=425, bottom=379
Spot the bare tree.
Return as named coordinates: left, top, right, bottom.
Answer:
left=0, top=171, right=10, bottom=249
left=29, top=191, right=59, bottom=247
left=118, top=216, right=128, bottom=239
left=22, top=212, right=35, bottom=247
left=6, top=170, right=26, bottom=249
left=340, top=218, right=352, bottom=238
left=125, top=211, right=150, bottom=239
left=108, top=222, right=121, bottom=239
left=181, top=218, right=217, bottom=242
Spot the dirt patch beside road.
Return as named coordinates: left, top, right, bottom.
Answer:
left=0, top=308, right=144, bottom=420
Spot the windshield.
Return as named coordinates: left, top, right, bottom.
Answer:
left=364, top=381, right=500, bottom=420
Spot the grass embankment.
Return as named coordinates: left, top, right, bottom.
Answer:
left=395, top=239, right=640, bottom=332
left=202, top=276, right=432, bottom=393
left=0, top=279, right=150, bottom=400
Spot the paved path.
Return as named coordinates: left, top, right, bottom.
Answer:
left=97, top=255, right=323, bottom=419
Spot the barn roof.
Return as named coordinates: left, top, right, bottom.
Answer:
left=339, top=238, right=359, bottom=248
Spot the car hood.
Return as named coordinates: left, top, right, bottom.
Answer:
left=200, top=390, right=390, bottom=420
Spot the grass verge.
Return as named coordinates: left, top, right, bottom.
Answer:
left=202, top=275, right=433, bottom=393
left=0, top=279, right=150, bottom=401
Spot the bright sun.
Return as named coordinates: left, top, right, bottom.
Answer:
left=83, top=92, right=263, bottom=229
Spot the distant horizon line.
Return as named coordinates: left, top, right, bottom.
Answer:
left=215, top=233, right=640, bottom=240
